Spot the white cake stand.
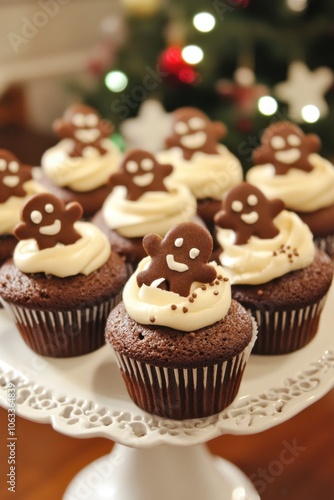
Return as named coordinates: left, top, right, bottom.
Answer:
left=1, top=286, right=334, bottom=500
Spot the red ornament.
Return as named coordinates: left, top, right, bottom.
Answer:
left=158, top=46, right=199, bottom=84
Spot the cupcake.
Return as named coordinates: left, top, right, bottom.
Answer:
left=0, top=193, right=127, bottom=357
left=214, top=182, right=333, bottom=355
left=0, top=148, right=46, bottom=264
left=105, top=222, right=256, bottom=420
left=247, top=121, right=334, bottom=257
left=40, top=104, right=121, bottom=217
left=92, top=149, right=200, bottom=268
left=157, top=107, right=243, bottom=232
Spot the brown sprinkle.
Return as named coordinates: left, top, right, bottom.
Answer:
left=149, top=316, right=155, bottom=323
left=213, top=290, right=219, bottom=295
left=189, top=332, right=196, bottom=338
left=223, top=277, right=229, bottom=282
left=188, top=296, right=194, bottom=303
left=217, top=274, right=223, bottom=280
left=215, top=280, right=220, bottom=285
left=183, top=307, right=188, bottom=313
left=171, top=304, right=177, bottom=310
left=201, top=285, right=207, bottom=290
left=209, top=282, right=215, bottom=287
left=257, top=290, right=264, bottom=296
left=192, top=292, right=197, bottom=298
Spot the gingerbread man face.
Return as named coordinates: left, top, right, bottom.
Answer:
left=252, top=121, right=320, bottom=175
left=109, top=149, right=173, bottom=201
left=53, top=104, right=114, bottom=158
left=165, top=107, right=227, bottom=160
left=14, top=193, right=83, bottom=250
left=214, top=182, right=285, bottom=245
left=137, top=222, right=217, bottom=297
left=0, top=149, right=32, bottom=204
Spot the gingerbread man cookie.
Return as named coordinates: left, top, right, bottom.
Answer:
left=252, top=121, right=320, bottom=175
left=109, top=149, right=173, bottom=201
left=14, top=193, right=83, bottom=250
left=165, top=107, right=227, bottom=160
left=214, top=182, right=284, bottom=245
left=53, top=104, right=114, bottom=158
left=0, top=149, right=32, bottom=204
left=137, top=222, right=217, bottom=297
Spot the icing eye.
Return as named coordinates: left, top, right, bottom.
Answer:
left=231, top=200, right=243, bottom=212
left=9, top=161, right=19, bottom=173
left=141, top=158, right=154, bottom=171
left=31, top=210, right=43, bottom=224
left=0, top=159, right=6, bottom=171
left=287, top=134, right=301, bottom=147
left=174, top=122, right=188, bottom=135
left=189, top=117, right=205, bottom=130
left=126, top=161, right=138, bottom=173
left=85, top=113, right=98, bottom=127
left=247, top=194, right=258, bottom=206
left=72, top=114, right=85, bottom=128
left=45, top=203, right=54, bottom=213
left=174, top=238, right=183, bottom=247
left=189, top=248, right=200, bottom=259
left=270, top=136, right=286, bottom=150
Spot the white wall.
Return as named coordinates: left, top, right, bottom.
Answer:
left=0, top=0, right=122, bottom=131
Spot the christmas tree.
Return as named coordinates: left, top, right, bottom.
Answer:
left=84, top=0, right=334, bottom=171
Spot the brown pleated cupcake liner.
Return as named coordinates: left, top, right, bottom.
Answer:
left=314, top=234, right=334, bottom=259
left=250, top=294, right=328, bottom=355
left=1, top=292, right=122, bottom=358
left=112, top=331, right=256, bottom=420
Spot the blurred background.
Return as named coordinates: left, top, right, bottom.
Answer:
left=0, top=0, right=334, bottom=165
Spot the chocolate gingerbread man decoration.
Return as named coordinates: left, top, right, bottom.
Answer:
left=214, top=182, right=284, bottom=245
left=252, top=121, right=320, bottom=175
left=53, top=104, right=114, bottom=158
left=14, top=193, right=83, bottom=250
left=137, top=222, right=217, bottom=297
left=0, top=149, right=32, bottom=203
left=109, top=149, right=173, bottom=201
left=165, top=107, right=227, bottom=160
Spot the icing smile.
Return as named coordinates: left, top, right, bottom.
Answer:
left=180, top=132, right=207, bottom=149
left=74, top=129, right=100, bottom=143
left=166, top=254, right=189, bottom=272
left=274, top=148, right=301, bottom=164
left=3, top=175, right=20, bottom=188
left=133, top=173, right=154, bottom=187
left=240, top=212, right=259, bottom=224
left=39, top=219, right=62, bottom=236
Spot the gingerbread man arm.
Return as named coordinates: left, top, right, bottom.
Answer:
left=252, top=145, right=270, bottom=165
left=66, top=202, right=84, bottom=222
left=98, top=120, right=114, bottom=138
left=194, top=263, right=217, bottom=285
left=270, top=198, right=285, bottom=218
left=212, top=121, right=227, bottom=141
left=214, top=210, right=237, bottom=231
left=14, top=223, right=32, bottom=241
left=142, top=234, right=163, bottom=257
left=53, top=119, right=72, bottom=139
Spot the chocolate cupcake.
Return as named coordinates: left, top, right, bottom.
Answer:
left=214, top=182, right=333, bottom=355
left=39, top=104, right=121, bottom=217
left=92, top=149, right=200, bottom=268
left=157, top=107, right=243, bottom=233
left=0, top=193, right=127, bottom=357
left=247, top=121, right=334, bottom=257
left=105, top=222, right=256, bottom=420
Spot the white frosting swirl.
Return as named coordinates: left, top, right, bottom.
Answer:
left=123, top=258, right=231, bottom=331
left=102, top=180, right=197, bottom=237
left=216, top=210, right=315, bottom=285
left=0, top=180, right=47, bottom=235
left=41, top=139, right=121, bottom=192
left=247, top=154, right=334, bottom=212
left=14, top=221, right=110, bottom=277
left=157, top=145, right=243, bottom=200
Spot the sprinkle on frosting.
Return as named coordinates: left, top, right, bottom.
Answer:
left=0, top=149, right=32, bottom=203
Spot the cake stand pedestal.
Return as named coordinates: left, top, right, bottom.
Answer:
left=1, top=286, right=334, bottom=500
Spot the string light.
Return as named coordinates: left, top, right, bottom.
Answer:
left=286, top=0, right=307, bottom=12
left=258, top=96, right=278, bottom=116
left=193, top=13, right=216, bottom=33
left=301, top=104, right=320, bottom=123
left=105, top=70, right=128, bottom=92
left=182, top=45, right=203, bottom=65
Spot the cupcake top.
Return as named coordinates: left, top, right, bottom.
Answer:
left=41, top=104, right=121, bottom=192
left=14, top=193, right=111, bottom=277
left=214, top=182, right=316, bottom=285
left=0, top=149, right=46, bottom=234
left=157, top=107, right=243, bottom=200
left=102, top=149, right=197, bottom=238
left=123, top=222, right=232, bottom=331
left=247, top=121, right=334, bottom=212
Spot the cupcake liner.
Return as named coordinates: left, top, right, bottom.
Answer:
left=314, top=234, right=334, bottom=259
left=250, top=294, right=328, bottom=355
left=1, top=292, right=122, bottom=358
left=111, top=325, right=256, bottom=420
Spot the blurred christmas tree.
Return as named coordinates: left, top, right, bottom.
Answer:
left=84, top=0, right=334, bottom=171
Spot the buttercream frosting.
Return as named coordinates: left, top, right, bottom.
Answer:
left=123, top=257, right=231, bottom=331
left=157, top=144, right=243, bottom=200
left=41, top=139, right=120, bottom=192
left=102, top=180, right=197, bottom=237
left=216, top=210, right=315, bottom=285
left=247, top=153, right=334, bottom=212
left=14, top=221, right=110, bottom=277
